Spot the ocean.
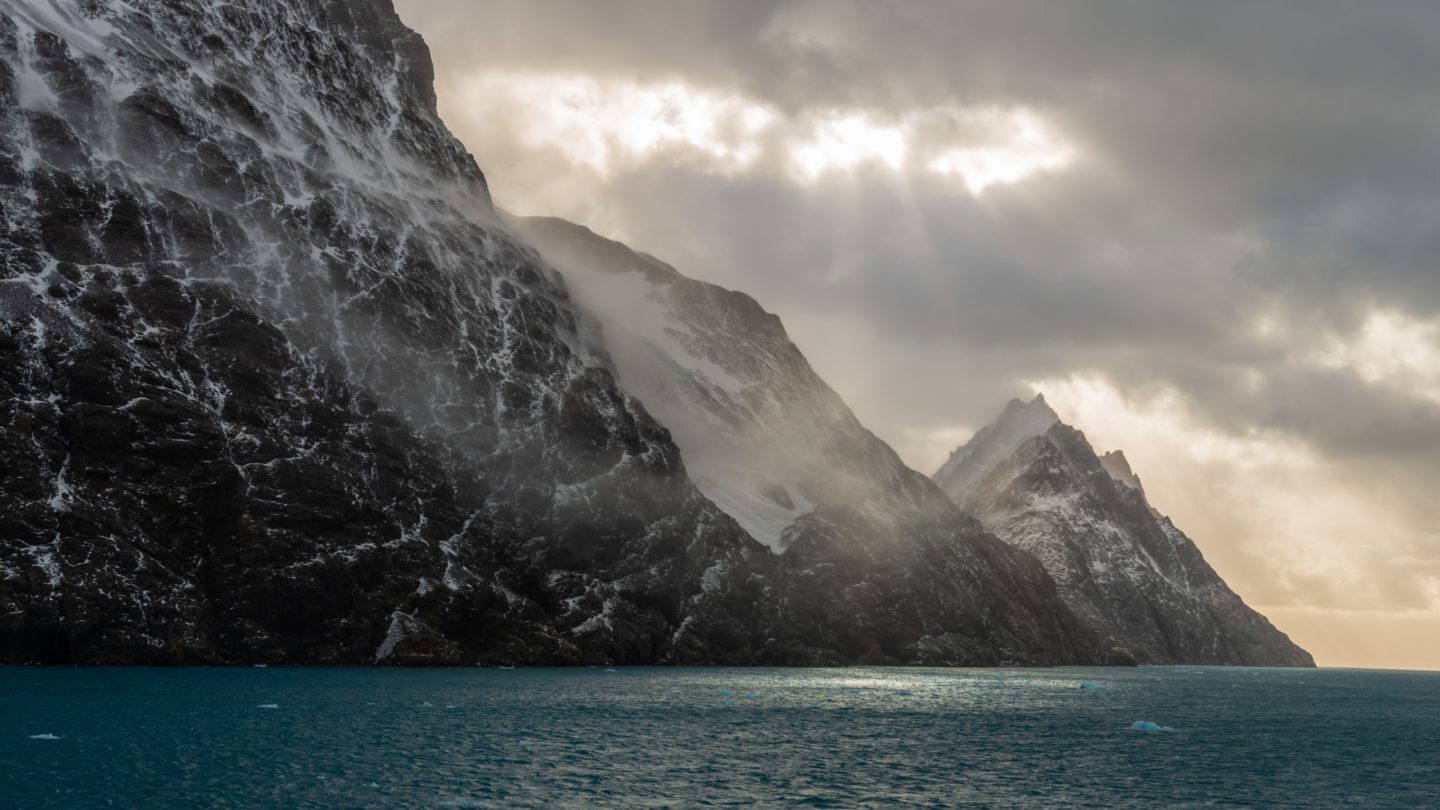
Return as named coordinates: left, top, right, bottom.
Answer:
left=3, top=665, right=1437, bottom=807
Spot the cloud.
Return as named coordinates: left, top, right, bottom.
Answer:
left=394, top=0, right=1440, bottom=667
left=449, top=72, right=775, bottom=176
left=441, top=69, right=1075, bottom=192
left=1311, top=310, right=1440, bottom=408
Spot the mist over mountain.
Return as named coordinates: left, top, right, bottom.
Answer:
left=516, top=216, right=941, bottom=554
left=518, top=216, right=1131, bottom=665
left=935, top=396, right=1314, bottom=666
left=0, top=0, right=1123, bottom=667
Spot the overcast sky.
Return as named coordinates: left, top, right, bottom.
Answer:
left=395, top=0, right=1440, bottom=669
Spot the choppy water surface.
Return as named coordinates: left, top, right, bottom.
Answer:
left=3, top=666, right=1437, bottom=807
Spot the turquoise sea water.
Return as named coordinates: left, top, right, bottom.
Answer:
left=3, top=666, right=1437, bottom=808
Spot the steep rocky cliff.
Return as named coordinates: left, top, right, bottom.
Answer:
left=0, top=0, right=777, bottom=665
left=935, top=396, right=1314, bottom=666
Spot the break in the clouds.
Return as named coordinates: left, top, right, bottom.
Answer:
left=395, top=0, right=1440, bottom=669
left=450, top=70, right=1073, bottom=191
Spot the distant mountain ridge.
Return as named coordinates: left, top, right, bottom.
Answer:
left=934, top=395, right=1314, bottom=666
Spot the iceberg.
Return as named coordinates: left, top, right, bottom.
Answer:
left=1128, top=721, right=1176, bottom=733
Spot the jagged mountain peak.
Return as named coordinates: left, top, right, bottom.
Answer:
left=1098, top=449, right=1145, bottom=493
left=934, top=392, right=1060, bottom=501
left=932, top=395, right=1313, bottom=666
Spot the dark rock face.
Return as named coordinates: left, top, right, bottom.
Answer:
left=0, top=0, right=1117, bottom=667
left=517, top=217, right=1126, bottom=667
left=0, top=0, right=772, bottom=665
left=935, top=396, right=1315, bottom=667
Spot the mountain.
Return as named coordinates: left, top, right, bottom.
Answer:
left=0, top=0, right=1118, bottom=666
left=515, top=217, right=1126, bottom=666
left=0, top=0, right=785, bottom=665
left=934, top=395, right=1314, bottom=666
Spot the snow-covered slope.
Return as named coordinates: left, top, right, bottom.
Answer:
left=516, top=217, right=1126, bottom=666
left=516, top=217, right=921, bottom=552
left=934, top=396, right=1314, bottom=666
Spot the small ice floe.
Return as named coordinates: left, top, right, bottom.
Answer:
left=444, top=704, right=458, bottom=710
left=257, top=704, right=280, bottom=710
left=1079, top=682, right=1105, bottom=691
left=254, top=664, right=268, bottom=669
left=366, top=783, right=380, bottom=790
left=28, top=733, right=62, bottom=740
left=667, top=688, right=683, bottom=696
left=604, top=668, right=617, bottom=673
left=421, top=701, right=434, bottom=707
left=1128, top=721, right=1176, bottom=733
left=518, top=738, right=534, bottom=747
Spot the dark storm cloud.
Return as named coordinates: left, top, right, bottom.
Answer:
left=393, top=0, right=1440, bottom=645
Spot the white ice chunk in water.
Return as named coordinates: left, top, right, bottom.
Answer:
left=28, top=733, right=61, bottom=740
left=257, top=704, right=280, bottom=709
left=1129, top=721, right=1175, bottom=733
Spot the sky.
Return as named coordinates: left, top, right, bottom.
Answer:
left=393, top=0, right=1440, bottom=670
